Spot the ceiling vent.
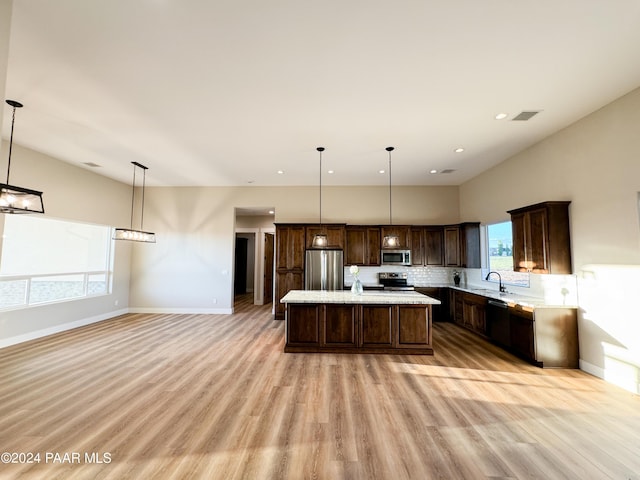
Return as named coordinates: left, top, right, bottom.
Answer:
left=512, top=111, right=540, bottom=121
left=83, top=162, right=101, bottom=167
left=440, top=169, right=456, bottom=174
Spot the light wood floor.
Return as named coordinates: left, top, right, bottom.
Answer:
left=1, top=295, right=639, bottom=480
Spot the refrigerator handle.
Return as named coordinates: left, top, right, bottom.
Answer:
left=321, top=250, right=326, bottom=290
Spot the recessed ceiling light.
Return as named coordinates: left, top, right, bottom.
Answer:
left=379, top=169, right=385, bottom=174
left=454, top=147, right=465, bottom=153
left=430, top=169, right=438, bottom=174
left=495, top=113, right=508, bottom=120
left=277, top=170, right=284, bottom=174
left=327, top=170, right=334, bottom=174
left=268, top=210, right=275, bottom=214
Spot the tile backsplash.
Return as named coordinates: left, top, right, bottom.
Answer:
left=344, top=265, right=457, bottom=286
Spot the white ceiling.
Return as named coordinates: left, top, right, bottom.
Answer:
left=3, top=0, right=640, bottom=187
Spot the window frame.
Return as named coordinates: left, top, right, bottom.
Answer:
left=481, top=221, right=530, bottom=289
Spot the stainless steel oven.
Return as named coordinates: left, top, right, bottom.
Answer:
left=381, top=249, right=411, bottom=266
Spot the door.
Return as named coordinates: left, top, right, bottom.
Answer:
left=234, top=237, right=248, bottom=295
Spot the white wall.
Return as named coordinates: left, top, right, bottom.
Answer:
left=0, top=144, right=133, bottom=347
left=460, top=87, right=640, bottom=393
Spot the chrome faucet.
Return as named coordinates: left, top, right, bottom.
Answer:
left=485, top=271, right=506, bottom=293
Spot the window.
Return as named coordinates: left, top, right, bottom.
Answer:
left=484, top=221, right=529, bottom=287
left=0, top=215, right=113, bottom=309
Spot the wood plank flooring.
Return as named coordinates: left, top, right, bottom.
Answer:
left=0, top=295, right=639, bottom=479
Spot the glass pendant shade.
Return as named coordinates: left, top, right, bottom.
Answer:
left=114, top=161, right=156, bottom=243
left=311, top=233, right=327, bottom=248
left=0, top=183, right=44, bottom=214
left=113, top=228, right=156, bottom=243
left=1, top=100, right=45, bottom=214
left=382, top=234, right=399, bottom=248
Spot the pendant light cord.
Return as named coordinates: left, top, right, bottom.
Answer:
left=317, top=147, right=324, bottom=226
left=386, top=146, right=394, bottom=225
left=6, top=105, right=17, bottom=184
left=141, top=167, right=146, bottom=231
left=129, top=165, right=137, bottom=230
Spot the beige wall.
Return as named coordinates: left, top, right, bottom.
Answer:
left=460, top=87, right=640, bottom=393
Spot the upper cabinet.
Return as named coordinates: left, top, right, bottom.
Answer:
left=346, top=226, right=381, bottom=266
left=507, top=201, right=571, bottom=274
left=380, top=226, right=411, bottom=250
left=444, top=223, right=480, bottom=268
left=275, top=224, right=306, bottom=271
left=411, top=226, right=444, bottom=266
left=305, top=224, right=346, bottom=250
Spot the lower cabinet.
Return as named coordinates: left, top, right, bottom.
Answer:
left=285, top=303, right=432, bottom=354
left=415, top=287, right=445, bottom=322
left=507, top=306, right=578, bottom=368
left=450, top=290, right=487, bottom=336
left=275, top=270, right=304, bottom=319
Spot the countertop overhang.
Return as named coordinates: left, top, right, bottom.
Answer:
left=281, top=290, right=441, bottom=305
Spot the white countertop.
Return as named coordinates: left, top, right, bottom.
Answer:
left=449, top=286, right=578, bottom=309
left=281, top=290, right=441, bottom=305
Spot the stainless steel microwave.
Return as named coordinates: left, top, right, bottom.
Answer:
left=381, top=249, right=411, bottom=266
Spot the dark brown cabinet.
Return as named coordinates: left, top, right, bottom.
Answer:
left=508, top=306, right=578, bottom=368
left=275, top=224, right=307, bottom=319
left=425, top=227, right=444, bottom=266
left=462, top=293, right=487, bottom=336
left=410, top=227, right=425, bottom=266
left=345, top=226, right=381, bottom=266
left=275, top=224, right=306, bottom=270
left=285, top=301, right=433, bottom=354
left=508, top=201, right=572, bottom=274
left=444, top=226, right=460, bottom=266
left=444, top=223, right=481, bottom=268
left=305, top=224, right=346, bottom=250
left=396, top=305, right=431, bottom=348
left=361, top=305, right=394, bottom=348
left=415, top=287, right=445, bottom=322
left=380, top=226, right=411, bottom=249
left=411, top=227, right=444, bottom=266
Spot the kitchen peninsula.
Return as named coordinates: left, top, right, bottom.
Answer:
left=281, top=290, right=440, bottom=354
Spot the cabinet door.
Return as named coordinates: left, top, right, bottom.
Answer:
left=510, top=311, right=535, bottom=361
left=410, top=227, right=425, bottom=265
left=444, top=226, right=460, bottom=266
left=397, top=305, right=430, bottom=348
left=360, top=305, right=394, bottom=347
left=275, top=270, right=304, bottom=319
left=276, top=225, right=306, bottom=270
left=527, top=208, right=549, bottom=273
left=380, top=226, right=411, bottom=249
left=424, top=227, right=444, bottom=266
left=510, top=212, right=528, bottom=272
left=286, top=304, right=321, bottom=346
left=366, top=227, right=381, bottom=265
left=323, top=304, right=358, bottom=347
left=345, top=227, right=366, bottom=265
left=305, top=225, right=346, bottom=250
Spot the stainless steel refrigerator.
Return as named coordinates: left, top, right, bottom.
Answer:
left=304, top=249, right=344, bottom=290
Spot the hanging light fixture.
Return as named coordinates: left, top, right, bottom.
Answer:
left=114, top=161, right=156, bottom=243
left=311, top=147, right=328, bottom=248
left=0, top=100, right=45, bottom=214
left=382, top=146, right=399, bottom=248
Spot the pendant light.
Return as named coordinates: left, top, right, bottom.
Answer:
left=382, top=146, right=399, bottom=248
left=311, top=147, right=328, bottom=248
left=114, top=161, right=156, bottom=243
left=0, top=100, right=45, bottom=214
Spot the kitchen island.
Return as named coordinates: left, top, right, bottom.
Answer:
left=280, top=290, right=440, bottom=354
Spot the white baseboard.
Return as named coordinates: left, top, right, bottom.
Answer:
left=579, top=359, right=605, bottom=379
left=128, top=307, right=234, bottom=314
left=0, top=308, right=129, bottom=349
